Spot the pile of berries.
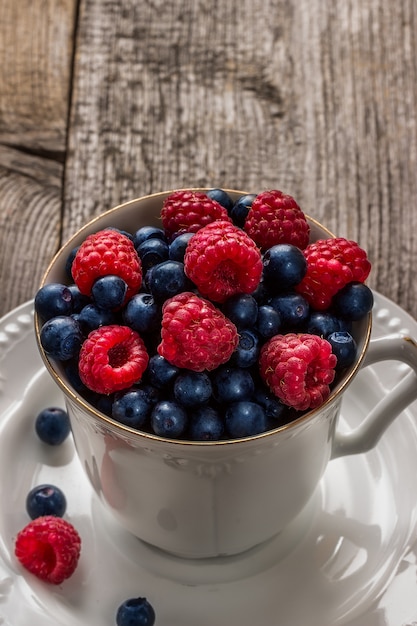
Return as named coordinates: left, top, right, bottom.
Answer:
left=35, top=188, right=372, bottom=440
left=15, top=406, right=156, bottom=624
left=14, top=406, right=81, bottom=585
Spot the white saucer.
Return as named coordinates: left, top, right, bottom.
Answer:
left=1, top=293, right=417, bottom=626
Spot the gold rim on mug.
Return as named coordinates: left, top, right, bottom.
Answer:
left=34, top=189, right=372, bottom=446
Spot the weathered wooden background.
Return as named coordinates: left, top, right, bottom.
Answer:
left=1, top=0, right=416, bottom=320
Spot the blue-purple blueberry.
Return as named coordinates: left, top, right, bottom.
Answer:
left=147, top=260, right=193, bottom=302
left=137, top=238, right=170, bottom=272
left=123, top=293, right=161, bottom=334
left=133, top=226, right=166, bottom=249
left=230, top=194, right=256, bottom=227
left=206, top=188, right=234, bottom=212
left=26, top=484, right=67, bottom=519
left=91, top=275, right=128, bottom=310
left=327, top=331, right=357, bottom=369
left=189, top=406, right=224, bottom=441
left=255, top=305, right=281, bottom=339
left=169, top=232, right=194, bottom=261
left=151, top=400, right=188, bottom=438
left=225, top=401, right=268, bottom=438
left=40, top=315, right=83, bottom=360
left=116, top=597, right=156, bottom=626
left=230, top=329, right=260, bottom=368
left=173, top=371, right=212, bottom=407
left=35, top=407, right=71, bottom=445
left=333, top=282, right=374, bottom=321
left=35, top=283, right=73, bottom=321
left=112, top=388, right=156, bottom=429
left=222, top=294, right=258, bottom=329
left=269, top=292, right=309, bottom=328
left=212, top=366, right=255, bottom=404
left=262, top=244, right=307, bottom=292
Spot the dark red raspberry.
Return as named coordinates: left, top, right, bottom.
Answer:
left=244, top=189, right=310, bottom=250
left=71, top=229, right=142, bottom=303
left=158, top=292, right=238, bottom=371
left=295, top=237, right=371, bottom=310
left=161, top=190, right=231, bottom=240
left=184, top=220, right=263, bottom=303
left=78, top=325, right=149, bottom=394
left=259, top=333, right=337, bottom=411
left=14, top=515, right=81, bottom=584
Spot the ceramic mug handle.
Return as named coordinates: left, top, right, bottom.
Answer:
left=332, top=334, right=417, bottom=458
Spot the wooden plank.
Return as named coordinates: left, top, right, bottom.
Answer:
left=0, top=0, right=77, bottom=152
left=65, top=0, right=417, bottom=318
left=0, top=148, right=63, bottom=315
left=0, top=0, right=77, bottom=316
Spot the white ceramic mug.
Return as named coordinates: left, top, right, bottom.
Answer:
left=35, top=190, right=417, bottom=558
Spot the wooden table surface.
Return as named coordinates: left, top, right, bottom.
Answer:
left=1, top=0, right=417, bottom=322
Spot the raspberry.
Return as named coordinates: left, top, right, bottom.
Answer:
left=14, top=515, right=81, bottom=584
left=78, top=325, right=149, bottom=394
left=71, top=229, right=142, bottom=303
left=157, top=292, right=239, bottom=371
left=161, top=190, right=231, bottom=240
left=295, top=238, right=371, bottom=310
left=244, top=190, right=310, bottom=250
left=259, top=333, right=337, bottom=411
left=184, top=220, right=263, bottom=303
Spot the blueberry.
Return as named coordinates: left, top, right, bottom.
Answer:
left=35, top=283, right=73, bottom=321
left=143, top=266, right=154, bottom=292
left=230, top=329, right=260, bottom=368
left=112, top=389, right=155, bottom=429
left=91, top=275, right=128, bottom=310
left=137, top=238, right=170, bottom=272
left=173, top=371, right=212, bottom=407
left=251, top=279, right=268, bottom=303
left=327, top=331, right=357, bottom=369
left=77, top=303, right=117, bottom=333
left=35, top=407, right=71, bottom=445
left=151, top=400, right=188, bottom=438
left=63, top=359, right=88, bottom=394
left=225, top=401, right=268, bottom=438
left=189, top=406, right=224, bottom=441
left=222, top=294, right=258, bottom=329
left=269, top=292, right=310, bottom=329
left=148, top=260, right=193, bottom=302
left=333, top=282, right=374, bottom=321
left=64, top=246, right=79, bottom=280
left=133, top=226, right=166, bottom=249
left=230, top=194, right=256, bottom=228
left=307, top=311, right=342, bottom=338
left=26, top=484, right=67, bottom=519
left=146, top=354, right=179, bottom=389
left=168, top=232, right=194, bottom=261
left=206, top=188, right=234, bottom=212
left=253, top=386, right=288, bottom=423
left=135, top=383, right=161, bottom=407
left=212, top=366, right=255, bottom=404
left=262, top=244, right=307, bottom=292
left=67, top=284, right=91, bottom=313
left=116, top=597, right=156, bottom=626
left=108, top=227, right=135, bottom=242
left=123, top=293, right=161, bottom=334
left=40, top=315, right=83, bottom=360
left=256, top=305, right=281, bottom=339
left=95, top=393, right=114, bottom=416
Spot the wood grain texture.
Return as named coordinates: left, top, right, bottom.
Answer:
left=0, top=149, right=63, bottom=314
left=0, top=0, right=76, bottom=315
left=0, top=0, right=77, bottom=152
left=63, top=0, right=417, bottom=319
